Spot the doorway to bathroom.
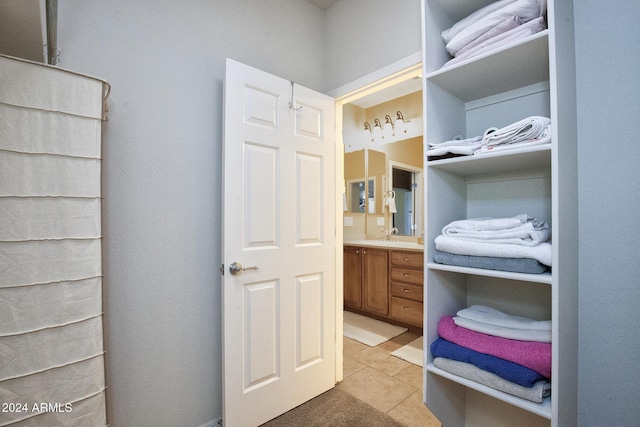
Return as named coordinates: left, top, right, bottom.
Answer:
left=329, top=52, right=423, bottom=382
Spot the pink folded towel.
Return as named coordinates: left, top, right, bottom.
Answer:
left=438, top=315, right=551, bottom=378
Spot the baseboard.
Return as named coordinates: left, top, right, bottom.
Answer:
left=196, top=417, right=222, bottom=427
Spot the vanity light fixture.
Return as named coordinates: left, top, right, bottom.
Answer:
left=363, top=110, right=409, bottom=143
left=394, top=110, right=409, bottom=135
left=363, top=121, right=373, bottom=142
left=383, top=114, right=395, bottom=139
left=372, top=118, right=383, bottom=141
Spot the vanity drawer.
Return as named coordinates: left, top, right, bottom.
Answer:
left=390, top=297, right=423, bottom=327
left=390, top=267, right=424, bottom=286
left=390, top=251, right=424, bottom=269
left=391, top=282, right=423, bottom=302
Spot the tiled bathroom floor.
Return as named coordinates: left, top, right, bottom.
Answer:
left=338, top=331, right=442, bottom=427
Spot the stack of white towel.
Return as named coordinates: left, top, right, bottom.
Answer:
left=454, top=304, right=551, bottom=343
left=433, top=214, right=552, bottom=273
left=427, top=116, right=551, bottom=160
left=441, top=0, right=548, bottom=68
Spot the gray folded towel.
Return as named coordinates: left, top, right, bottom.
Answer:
left=434, top=357, right=551, bottom=403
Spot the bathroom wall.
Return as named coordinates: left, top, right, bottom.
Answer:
left=324, top=0, right=422, bottom=92
left=56, top=1, right=326, bottom=426
left=574, top=1, right=640, bottom=425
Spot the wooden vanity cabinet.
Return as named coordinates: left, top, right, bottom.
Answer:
left=343, top=245, right=363, bottom=309
left=362, top=248, right=389, bottom=316
left=389, top=250, right=424, bottom=327
left=343, top=246, right=389, bottom=315
left=343, top=245, right=423, bottom=328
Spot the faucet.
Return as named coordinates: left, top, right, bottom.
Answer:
left=380, top=227, right=399, bottom=242
left=379, top=228, right=388, bottom=241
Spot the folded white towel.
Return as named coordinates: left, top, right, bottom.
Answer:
left=457, top=304, right=551, bottom=331
left=443, top=17, right=547, bottom=68
left=442, top=215, right=550, bottom=246
left=427, top=142, right=484, bottom=158
left=445, top=0, right=547, bottom=56
left=455, top=15, right=524, bottom=58
left=429, top=135, right=482, bottom=148
left=483, top=116, right=551, bottom=147
left=443, top=214, right=530, bottom=233
left=474, top=129, right=551, bottom=155
left=453, top=316, right=552, bottom=342
left=441, top=0, right=519, bottom=44
left=434, top=234, right=552, bottom=266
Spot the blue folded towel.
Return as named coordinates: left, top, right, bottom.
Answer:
left=430, top=337, right=547, bottom=387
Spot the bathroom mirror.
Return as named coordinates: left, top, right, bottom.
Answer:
left=343, top=138, right=422, bottom=237
left=342, top=90, right=423, bottom=238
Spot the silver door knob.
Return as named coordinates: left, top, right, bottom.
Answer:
left=229, top=262, right=259, bottom=276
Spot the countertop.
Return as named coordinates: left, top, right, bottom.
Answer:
left=343, top=239, right=424, bottom=252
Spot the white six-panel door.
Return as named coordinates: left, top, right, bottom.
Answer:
left=222, top=59, right=336, bottom=426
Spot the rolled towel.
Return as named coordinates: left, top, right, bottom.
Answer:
left=433, top=357, right=551, bottom=403
left=457, top=305, right=551, bottom=331
left=482, top=116, right=551, bottom=147
left=430, top=338, right=547, bottom=386
left=438, top=315, right=551, bottom=378
left=434, top=235, right=552, bottom=266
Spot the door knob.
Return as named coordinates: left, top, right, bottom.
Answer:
left=229, top=262, right=259, bottom=276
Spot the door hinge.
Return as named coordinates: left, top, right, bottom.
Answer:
left=220, top=264, right=225, bottom=275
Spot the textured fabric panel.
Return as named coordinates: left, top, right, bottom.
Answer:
left=0, top=55, right=107, bottom=426
left=0, top=103, right=101, bottom=159
left=0, top=198, right=101, bottom=241
left=0, top=56, right=105, bottom=119
left=0, top=316, right=104, bottom=381
left=0, top=356, right=106, bottom=426
left=0, top=278, right=102, bottom=335
left=0, top=239, right=102, bottom=288
left=0, top=151, right=101, bottom=197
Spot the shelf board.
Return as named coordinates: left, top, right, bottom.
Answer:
left=426, top=31, right=549, bottom=102
left=426, top=363, right=552, bottom=419
left=427, top=144, right=551, bottom=177
left=427, top=262, right=552, bottom=285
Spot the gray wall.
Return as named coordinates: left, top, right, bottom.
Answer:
left=57, top=1, right=325, bottom=426
left=574, top=1, right=640, bottom=426
left=324, top=0, right=422, bottom=91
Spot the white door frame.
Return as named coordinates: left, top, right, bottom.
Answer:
left=329, top=52, right=422, bottom=382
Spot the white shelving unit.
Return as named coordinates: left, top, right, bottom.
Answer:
left=421, top=1, right=578, bottom=426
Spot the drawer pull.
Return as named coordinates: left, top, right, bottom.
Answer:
left=402, top=306, right=412, bottom=311
left=402, top=273, right=412, bottom=277
left=403, top=258, right=412, bottom=261
left=402, top=289, right=412, bottom=293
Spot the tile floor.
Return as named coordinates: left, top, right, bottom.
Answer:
left=339, top=331, right=442, bottom=427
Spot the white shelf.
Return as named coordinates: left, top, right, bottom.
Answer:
left=422, top=0, right=577, bottom=425
left=426, top=363, right=552, bottom=420
left=426, top=31, right=550, bottom=103
left=427, top=144, right=551, bottom=177
left=427, top=262, right=552, bottom=285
